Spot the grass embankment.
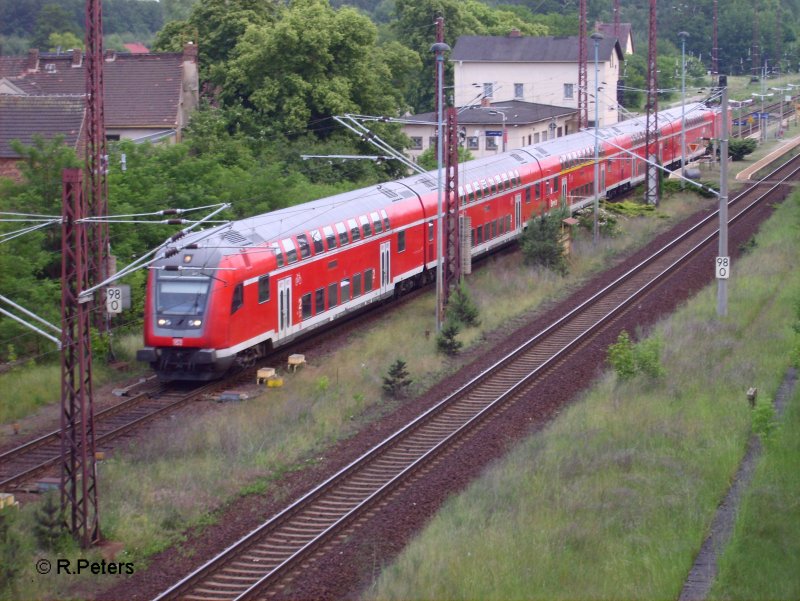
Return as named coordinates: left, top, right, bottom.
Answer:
left=368, top=193, right=800, bottom=600
left=1, top=189, right=720, bottom=599
left=710, top=382, right=800, bottom=599
left=0, top=332, right=145, bottom=425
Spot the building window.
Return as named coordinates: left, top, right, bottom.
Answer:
left=541, top=131, right=548, bottom=142
left=557, top=126, right=563, bottom=138
left=564, top=83, right=574, bottom=99
left=410, top=136, right=422, bottom=150
left=486, top=136, right=498, bottom=150
left=467, top=136, right=479, bottom=150
left=534, top=132, right=540, bottom=144
left=483, top=82, right=494, bottom=98
left=514, top=83, right=524, bottom=99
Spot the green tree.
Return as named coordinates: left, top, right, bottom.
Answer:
left=519, top=210, right=568, bottom=275
left=47, top=31, right=83, bottom=51
left=382, top=358, right=413, bottom=398
left=0, top=510, right=23, bottom=592
left=436, top=320, right=463, bottom=356
left=33, top=4, right=79, bottom=49
left=728, top=138, right=758, bottom=161
left=447, top=280, right=480, bottom=327
left=221, top=0, right=403, bottom=137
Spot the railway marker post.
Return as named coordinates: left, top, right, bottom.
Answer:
left=717, top=75, right=729, bottom=317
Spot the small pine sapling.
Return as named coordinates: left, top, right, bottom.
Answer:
left=382, top=359, right=413, bottom=398
left=436, top=321, right=463, bottom=356
left=448, top=281, right=481, bottom=327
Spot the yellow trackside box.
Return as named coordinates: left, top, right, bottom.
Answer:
left=267, top=377, right=284, bottom=388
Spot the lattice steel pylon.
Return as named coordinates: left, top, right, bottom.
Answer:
left=444, top=106, right=460, bottom=307
left=85, top=0, right=109, bottom=331
left=577, top=0, right=588, bottom=129
left=644, top=0, right=659, bottom=205
left=752, top=5, right=761, bottom=80
left=712, top=0, right=719, bottom=83
left=60, top=168, right=100, bottom=548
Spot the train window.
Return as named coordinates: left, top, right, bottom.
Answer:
left=353, top=273, right=362, bottom=297
left=360, top=215, right=372, bottom=237
left=270, top=243, right=284, bottom=268
left=501, top=173, right=509, bottom=189
left=489, top=177, right=496, bottom=196
left=552, top=176, right=558, bottom=191
left=525, top=186, right=531, bottom=204
left=315, top=288, right=325, bottom=314
left=476, top=226, right=483, bottom=244
left=231, top=283, right=244, bottom=315
left=466, top=183, right=474, bottom=202
left=483, top=223, right=491, bottom=241
left=498, top=218, right=504, bottom=235
left=458, top=187, right=465, bottom=204
left=474, top=182, right=482, bottom=199
left=535, top=182, right=540, bottom=199
left=506, top=215, right=512, bottom=231
left=428, top=222, right=434, bottom=241
left=301, top=293, right=312, bottom=320
left=336, top=222, right=349, bottom=246
left=348, top=219, right=361, bottom=242
left=283, top=239, right=298, bottom=264
left=482, top=180, right=490, bottom=196
left=328, top=282, right=338, bottom=308
left=364, top=269, right=374, bottom=292
left=380, top=209, right=390, bottom=231
left=258, top=275, right=270, bottom=303
left=398, top=230, right=406, bottom=252
left=297, top=234, right=310, bottom=259
left=491, top=220, right=497, bottom=238
left=341, top=279, right=350, bottom=302
left=371, top=212, right=383, bottom=234
left=323, top=226, right=337, bottom=250
left=310, top=230, right=324, bottom=254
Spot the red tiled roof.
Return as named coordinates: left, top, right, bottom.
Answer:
left=4, top=52, right=184, bottom=128
left=124, top=43, right=150, bottom=54
left=0, top=56, right=29, bottom=78
left=0, top=95, right=85, bottom=158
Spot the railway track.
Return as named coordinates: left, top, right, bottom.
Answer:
left=152, top=152, right=800, bottom=601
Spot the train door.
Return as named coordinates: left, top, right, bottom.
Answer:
left=514, top=193, right=522, bottom=231
left=561, top=179, right=568, bottom=209
left=380, top=241, right=391, bottom=294
left=277, top=277, right=292, bottom=338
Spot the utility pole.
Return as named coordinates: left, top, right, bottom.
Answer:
left=592, top=32, right=603, bottom=245
left=711, top=0, right=719, bottom=86
left=85, top=0, right=109, bottom=333
left=578, top=0, right=588, bottom=129
left=432, top=40, right=450, bottom=333
left=717, top=76, right=729, bottom=317
left=679, top=31, right=689, bottom=189
left=60, top=168, right=100, bottom=548
left=752, top=5, right=761, bottom=81
left=645, top=0, right=659, bottom=205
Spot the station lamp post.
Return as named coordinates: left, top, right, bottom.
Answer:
left=770, top=86, right=791, bottom=137
left=751, top=92, right=774, bottom=142
left=488, top=109, right=508, bottom=152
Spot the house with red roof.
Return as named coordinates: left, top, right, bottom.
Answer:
left=0, top=43, right=198, bottom=145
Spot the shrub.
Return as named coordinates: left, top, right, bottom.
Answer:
left=608, top=331, right=636, bottom=381
left=607, top=330, right=665, bottom=381
left=34, top=492, right=65, bottom=552
left=519, top=209, right=568, bottom=275
left=0, top=510, right=23, bottom=591
left=728, top=137, right=758, bottom=161
left=448, top=281, right=481, bottom=328
left=382, top=359, right=413, bottom=398
left=436, top=321, right=463, bottom=356
left=751, top=399, right=777, bottom=443
left=575, top=204, right=619, bottom=237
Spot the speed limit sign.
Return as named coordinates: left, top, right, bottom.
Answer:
left=716, top=256, right=730, bottom=280
left=106, top=286, right=123, bottom=314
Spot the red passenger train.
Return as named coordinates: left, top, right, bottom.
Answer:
left=137, top=103, right=722, bottom=381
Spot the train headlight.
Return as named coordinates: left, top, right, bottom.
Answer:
left=157, top=318, right=172, bottom=327
left=190, top=319, right=203, bottom=327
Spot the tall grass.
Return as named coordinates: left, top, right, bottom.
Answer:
left=710, top=385, right=800, bottom=600
left=367, top=194, right=800, bottom=600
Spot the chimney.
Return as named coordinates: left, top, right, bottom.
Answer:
left=509, top=28, right=522, bottom=38
left=71, top=48, right=82, bottom=67
left=26, top=48, right=40, bottom=72
left=183, top=41, right=198, bottom=63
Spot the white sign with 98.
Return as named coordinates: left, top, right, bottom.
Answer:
left=715, top=256, right=730, bottom=280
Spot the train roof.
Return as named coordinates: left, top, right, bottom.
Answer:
left=175, top=103, right=715, bottom=255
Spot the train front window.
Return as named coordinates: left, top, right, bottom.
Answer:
left=156, top=276, right=210, bottom=316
